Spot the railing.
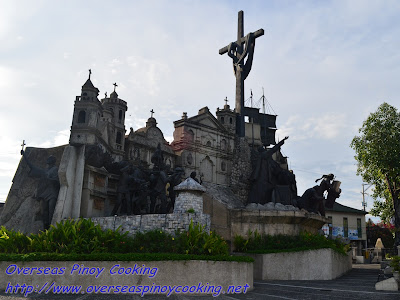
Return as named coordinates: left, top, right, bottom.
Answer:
left=362, top=247, right=399, bottom=264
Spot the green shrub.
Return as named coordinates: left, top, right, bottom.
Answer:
left=29, top=219, right=130, bottom=254
left=0, top=227, right=31, bottom=254
left=129, top=230, right=175, bottom=253
left=174, top=221, right=229, bottom=255
left=0, top=252, right=253, bottom=262
left=389, top=256, right=400, bottom=272
left=0, top=219, right=229, bottom=256
left=233, top=231, right=349, bottom=255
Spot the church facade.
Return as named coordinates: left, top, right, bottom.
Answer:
left=70, top=73, right=282, bottom=187
left=61, top=73, right=286, bottom=218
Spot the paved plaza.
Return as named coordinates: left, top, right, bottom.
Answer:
left=0, top=265, right=399, bottom=300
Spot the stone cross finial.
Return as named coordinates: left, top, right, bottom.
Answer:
left=21, top=140, right=26, bottom=152
left=113, top=82, right=118, bottom=92
left=150, top=109, right=155, bottom=118
left=88, top=69, right=91, bottom=79
left=105, top=92, right=107, bottom=98
left=224, top=97, right=229, bottom=105
left=219, top=10, right=264, bottom=137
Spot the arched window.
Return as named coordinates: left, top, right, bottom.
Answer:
left=221, top=117, right=225, bottom=124
left=116, top=132, right=122, bottom=144
left=187, top=153, right=193, bottom=165
left=221, top=161, right=226, bottom=172
left=187, top=129, right=194, bottom=142
left=230, top=117, right=233, bottom=124
left=118, top=110, right=123, bottom=123
left=206, top=141, right=211, bottom=147
left=78, top=110, right=86, bottom=123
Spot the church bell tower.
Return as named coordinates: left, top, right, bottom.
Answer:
left=70, top=70, right=102, bottom=146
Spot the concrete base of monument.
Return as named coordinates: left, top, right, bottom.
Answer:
left=230, top=209, right=329, bottom=237
left=247, top=248, right=352, bottom=280
left=0, top=260, right=253, bottom=295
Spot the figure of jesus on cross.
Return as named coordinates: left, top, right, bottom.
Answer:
left=219, top=11, right=264, bottom=137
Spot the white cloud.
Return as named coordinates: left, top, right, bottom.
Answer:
left=277, top=113, right=348, bottom=142
left=108, top=58, right=122, bottom=67
left=126, top=56, right=170, bottom=96
left=54, top=129, right=70, bottom=146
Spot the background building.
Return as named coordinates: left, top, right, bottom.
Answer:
left=322, top=202, right=367, bottom=257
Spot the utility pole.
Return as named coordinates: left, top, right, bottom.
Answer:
left=361, top=183, right=372, bottom=211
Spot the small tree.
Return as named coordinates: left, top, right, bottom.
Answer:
left=351, top=103, right=400, bottom=245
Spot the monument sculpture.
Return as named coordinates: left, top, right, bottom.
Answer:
left=189, top=171, right=202, bottom=184
left=296, top=174, right=341, bottom=216
left=130, top=165, right=149, bottom=214
left=20, top=145, right=60, bottom=229
left=219, top=10, right=264, bottom=137
left=111, top=163, right=134, bottom=216
left=1, top=10, right=342, bottom=241
left=248, top=136, right=289, bottom=204
left=316, top=173, right=342, bottom=209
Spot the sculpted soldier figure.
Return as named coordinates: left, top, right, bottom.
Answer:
left=21, top=149, right=60, bottom=229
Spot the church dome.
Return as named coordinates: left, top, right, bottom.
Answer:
left=110, top=91, right=118, bottom=98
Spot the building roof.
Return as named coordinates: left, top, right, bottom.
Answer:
left=110, top=90, right=118, bottom=98
left=81, top=78, right=100, bottom=94
left=82, top=78, right=96, bottom=89
left=325, top=202, right=367, bottom=215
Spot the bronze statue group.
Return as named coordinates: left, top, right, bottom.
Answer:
left=110, top=144, right=201, bottom=216
left=21, top=137, right=341, bottom=231
left=248, top=136, right=341, bottom=216
left=21, top=143, right=203, bottom=229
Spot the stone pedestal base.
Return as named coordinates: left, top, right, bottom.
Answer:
left=230, top=209, right=328, bottom=237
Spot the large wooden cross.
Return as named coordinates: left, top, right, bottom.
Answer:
left=219, top=11, right=264, bottom=137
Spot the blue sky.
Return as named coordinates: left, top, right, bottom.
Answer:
left=1, top=0, right=399, bottom=222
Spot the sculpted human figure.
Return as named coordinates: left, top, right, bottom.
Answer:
left=149, top=169, right=168, bottom=213
left=298, top=185, right=325, bottom=216
left=166, top=167, right=185, bottom=212
left=130, top=166, right=148, bottom=214
left=148, top=145, right=168, bottom=213
left=189, top=171, right=202, bottom=184
left=248, top=136, right=288, bottom=204
left=315, top=173, right=341, bottom=208
left=151, top=143, right=164, bottom=170
left=21, top=149, right=60, bottom=229
left=296, top=174, right=342, bottom=215
left=111, top=163, right=134, bottom=216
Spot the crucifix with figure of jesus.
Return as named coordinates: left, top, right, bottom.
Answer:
left=219, top=11, right=264, bottom=137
